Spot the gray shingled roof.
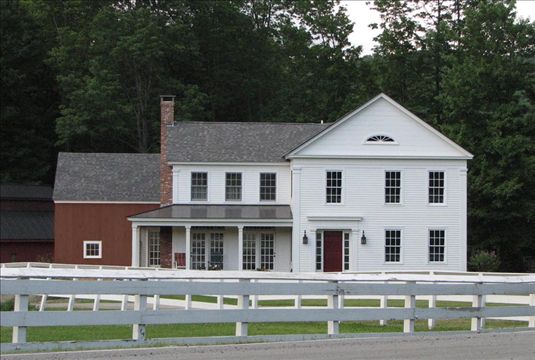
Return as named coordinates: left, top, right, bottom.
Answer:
left=167, top=122, right=330, bottom=163
left=0, top=184, right=52, bottom=200
left=53, top=153, right=160, bottom=202
left=130, top=204, right=292, bottom=220
left=0, top=211, right=53, bottom=240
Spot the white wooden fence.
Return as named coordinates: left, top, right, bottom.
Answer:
left=1, top=263, right=534, bottom=351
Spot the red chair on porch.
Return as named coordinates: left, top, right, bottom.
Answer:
left=174, top=252, right=186, bottom=269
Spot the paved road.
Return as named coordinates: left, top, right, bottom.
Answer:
left=4, top=332, right=535, bottom=360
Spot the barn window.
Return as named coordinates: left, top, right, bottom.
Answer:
left=366, top=135, right=395, bottom=143
left=83, top=241, right=102, bottom=259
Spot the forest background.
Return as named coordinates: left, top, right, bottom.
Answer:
left=1, top=0, right=533, bottom=271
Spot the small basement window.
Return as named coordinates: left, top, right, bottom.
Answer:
left=83, top=241, right=102, bottom=259
left=366, top=135, right=395, bottom=143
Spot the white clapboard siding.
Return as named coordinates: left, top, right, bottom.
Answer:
left=293, top=158, right=467, bottom=272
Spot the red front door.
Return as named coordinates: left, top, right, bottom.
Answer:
left=323, top=231, right=343, bottom=272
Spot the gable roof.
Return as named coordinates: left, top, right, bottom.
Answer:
left=54, top=152, right=160, bottom=202
left=285, top=93, right=473, bottom=159
left=167, top=122, right=330, bottom=163
left=0, top=184, right=52, bottom=201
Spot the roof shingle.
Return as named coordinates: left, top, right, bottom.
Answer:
left=53, top=153, right=160, bottom=202
left=167, top=122, right=330, bottom=163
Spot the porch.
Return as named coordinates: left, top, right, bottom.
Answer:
left=128, top=205, right=293, bottom=271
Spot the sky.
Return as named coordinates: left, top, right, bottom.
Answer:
left=342, top=0, right=535, bottom=55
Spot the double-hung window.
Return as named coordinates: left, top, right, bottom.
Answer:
left=225, top=173, right=242, bottom=201
left=429, top=171, right=445, bottom=204
left=191, top=172, right=208, bottom=201
left=429, top=230, right=445, bottom=262
left=326, top=171, right=342, bottom=203
left=260, top=173, right=276, bottom=201
left=385, top=230, right=401, bottom=263
left=385, top=171, right=401, bottom=203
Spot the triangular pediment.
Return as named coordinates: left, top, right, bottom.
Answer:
left=286, top=94, right=472, bottom=159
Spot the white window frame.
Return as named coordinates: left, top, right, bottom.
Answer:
left=148, top=229, right=161, bottom=267
left=325, top=170, right=343, bottom=205
left=259, top=172, right=277, bottom=202
left=384, top=170, right=403, bottom=205
left=343, top=231, right=350, bottom=271
left=190, top=172, right=208, bottom=201
left=225, top=172, right=242, bottom=201
left=428, top=170, right=447, bottom=206
left=242, top=231, right=275, bottom=271
left=83, top=240, right=102, bottom=259
left=315, top=230, right=350, bottom=272
left=384, top=229, right=403, bottom=264
left=363, top=134, right=398, bottom=145
left=315, top=231, right=323, bottom=272
left=428, top=228, right=447, bottom=264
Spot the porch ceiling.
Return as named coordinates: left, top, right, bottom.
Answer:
left=128, top=204, right=292, bottom=223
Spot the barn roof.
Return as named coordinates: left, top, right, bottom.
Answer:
left=53, top=153, right=160, bottom=202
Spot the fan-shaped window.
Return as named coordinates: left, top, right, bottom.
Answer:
left=366, top=135, right=395, bottom=143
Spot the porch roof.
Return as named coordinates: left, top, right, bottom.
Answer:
left=128, top=204, right=292, bottom=223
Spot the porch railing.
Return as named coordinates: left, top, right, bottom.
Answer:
left=1, top=262, right=534, bottom=352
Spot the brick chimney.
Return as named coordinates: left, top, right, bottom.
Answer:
left=160, top=95, right=175, bottom=206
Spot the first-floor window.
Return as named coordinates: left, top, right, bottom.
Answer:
left=385, top=230, right=401, bottom=263
left=429, top=229, right=445, bottom=262
left=83, top=241, right=102, bottom=259
left=148, top=229, right=160, bottom=267
left=191, top=233, right=206, bottom=270
left=243, top=233, right=256, bottom=270
left=315, top=232, right=323, bottom=271
left=260, top=233, right=274, bottom=270
left=343, top=232, right=350, bottom=270
left=209, top=233, right=224, bottom=269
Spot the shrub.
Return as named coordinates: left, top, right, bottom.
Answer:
left=468, top=250, right=500, bottom=272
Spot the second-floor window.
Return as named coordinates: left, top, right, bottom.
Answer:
left=226, top=172, right=242, bottom=201
left=326, top=171, right=342, bottom=203
left=385, top=171, right=401, bottom=203
left=191, top=172, right=208, bottom=201
left=429, top=171, right=445, bottom=204
left=260, top=173, right=276, bottom=201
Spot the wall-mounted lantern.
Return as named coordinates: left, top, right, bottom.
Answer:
left=302, top=230, right=309, bottom=245
left=361, top=231, right=367, bottom=245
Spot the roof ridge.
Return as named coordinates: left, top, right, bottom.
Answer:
left=173, top=121, right=331, bottom=126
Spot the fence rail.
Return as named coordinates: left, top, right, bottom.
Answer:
left=1, top=263, right=534, bottom=351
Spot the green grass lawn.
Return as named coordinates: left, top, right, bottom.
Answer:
left=0, top=319, right=524, bottom=343
left=0, top=297, right=527, bottom=344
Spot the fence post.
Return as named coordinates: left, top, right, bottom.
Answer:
left=529, top=294, right=535, bottom=328
left=327, top=281, right=340, bottom=335
left=12, top=282, right=28, bottom=344
left=132, top=282, right=147, bottom=341
left=251, top=279, right=258, bottom=309
left=295, top=280, right=302, bottom=309
left=471, top=294, right=483, bottom=332
left=403, top=281, right=415, bottom=335
left=185, top=279, right=192, bottom=310
left=93, top=274, right=103, bottom=312
left=217, top=279, right=224, bottom=310
left=39, top=264, right=53, bottom=312
left=379, top=294, right=388, bottom=326
left=428, top=272, right=436, bottom=330
left=235, top=279, right=250, bottom=337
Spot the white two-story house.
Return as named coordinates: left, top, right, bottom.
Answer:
left=128, top=94, right=472, bottom=272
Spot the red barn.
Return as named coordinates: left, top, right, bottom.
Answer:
left=53, top=153, right=160, bottom=265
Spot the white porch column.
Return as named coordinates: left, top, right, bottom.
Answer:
left=185, top=226, right=191, bottom=270
left=131, top=225, right=140, bottom=267
left=238, top=226, right=244, bottom=270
